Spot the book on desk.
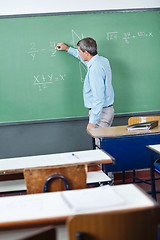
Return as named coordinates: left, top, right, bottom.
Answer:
left=127, top=120, right=158, bottom=131
left=61, top=185, right=126, bottom=212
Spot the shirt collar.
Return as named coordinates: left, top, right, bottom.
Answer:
left=86, top=54, right=98, bottom=69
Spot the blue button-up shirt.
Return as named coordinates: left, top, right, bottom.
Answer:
left=68, top=47, right=114, bottom=124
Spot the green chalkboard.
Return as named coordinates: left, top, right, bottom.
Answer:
left=0, top=11, right=160, bottom=122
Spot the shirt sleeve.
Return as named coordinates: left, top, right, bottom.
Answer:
left=67, top=47, right=87, bottom=65
left=89, top=65, right=105, bottom=124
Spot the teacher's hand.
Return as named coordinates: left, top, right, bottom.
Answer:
left=87, top=123, right=96, bottom=130
left=56, top=43, right=69, bottom=51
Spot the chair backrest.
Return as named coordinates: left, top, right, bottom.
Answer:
left=128, top=116, right=160, bottom=125
left=24, top=164, right=86, bottom=194
left=67, top=207, right=160, bottom=240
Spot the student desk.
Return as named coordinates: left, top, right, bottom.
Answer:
left=0, top=150, right=113, bottom=193
left=0, top=184, right=157, bottom=232
left=87, top=125, right=160, bottom=172
left=0, top=149, right=113, bottom=173
left=146, top=144, right=160, bottom=200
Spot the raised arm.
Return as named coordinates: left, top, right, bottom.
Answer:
left=56, top=42, right=86, bottom=65
left=56, top=42, right=69, bottom=51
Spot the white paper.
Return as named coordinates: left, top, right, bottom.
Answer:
left=128, top=126, right=150, bottom=131
left=61, top=185, right=126, bottom=211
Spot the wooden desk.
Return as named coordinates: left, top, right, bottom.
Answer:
left=0, top=149, right=113, bottom=173
left=0, top=149, right=113, bottom=194
left=0, top=184, right=157, bottom=230
left=146, top=144, right=160, bottom=200
left=88, top=125, right=160, bottom=139
left=87, top=125, right=160, bottom=172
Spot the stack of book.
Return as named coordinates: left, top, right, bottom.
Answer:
left=61, top=185, right=125, bottom=211
left=127, top=120, right=158, bottom=131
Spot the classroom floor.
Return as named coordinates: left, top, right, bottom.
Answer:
left=137, top=181, right=160, bottom=203
left=114, top=170, right=160, bottom=203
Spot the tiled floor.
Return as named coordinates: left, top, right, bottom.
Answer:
left=135, top=180, right=160, bottom=203
left=114, top=170, right=160, bottom=203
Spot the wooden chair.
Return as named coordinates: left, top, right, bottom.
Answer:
left=24, top=164, right=86, bottom=194
left=128, top=116, right=160, bottom=194
left=67, top=207, right=160, bottom=240
left=128, top=116, right=160, bottom=125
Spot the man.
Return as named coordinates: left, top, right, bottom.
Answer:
left=56, top=38, right=114, bottom=132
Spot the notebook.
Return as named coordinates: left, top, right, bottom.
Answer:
left=127, top=120, right=158, bottom=131
left=61, top=185, right=126, bottom=212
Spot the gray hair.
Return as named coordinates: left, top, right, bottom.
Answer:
left=77, top=37, right=97, bottom=56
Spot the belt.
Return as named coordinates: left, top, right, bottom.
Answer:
left=89, top=105, right=112, bottom=110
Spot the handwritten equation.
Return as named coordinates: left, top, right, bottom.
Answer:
left=33, top=73, right=66, bottom=91
left=27, top=41, right=57, bottom=61
left=27, top=30, right=85, bottom=91
left=106, top=31, right=153, bottom=44
left=27, top=30, right=84, bottom=61
left=71, top=30, right=87, bottom=83
left=27, top=29, right=85, bottom=91
left=70, top=29, right=84, bottom=48
left=79, top=62, right=87, bottom=83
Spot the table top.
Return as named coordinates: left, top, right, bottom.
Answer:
left=147, top=144, right=160, bottom=154
left=0, top=184, right=157, bottom=229
left=0, top=149, right=113, bottom=173
left=87, top=124, right=160, bottom=138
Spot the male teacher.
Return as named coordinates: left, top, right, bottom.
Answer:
left=56, top=37, right=114, bottom=131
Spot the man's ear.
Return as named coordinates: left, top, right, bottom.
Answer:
left=84, top=50, right=90, bottom=56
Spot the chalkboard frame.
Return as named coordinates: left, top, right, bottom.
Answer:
left=0, top=8, right=160, bottom=19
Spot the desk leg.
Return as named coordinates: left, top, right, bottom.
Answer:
left=122, top=171, right=125, bottom=184
left=92, top=137, right=96, bottom=149
left=150, top=153, right=157, bottom=201
left=133, top=169, right=136, bottom=183
left=99, top=138, right=107, bottom=174
left=92, top=137, right=104, bottom=174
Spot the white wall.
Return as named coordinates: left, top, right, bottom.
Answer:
left=0, top=0, right=160, bottom=15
